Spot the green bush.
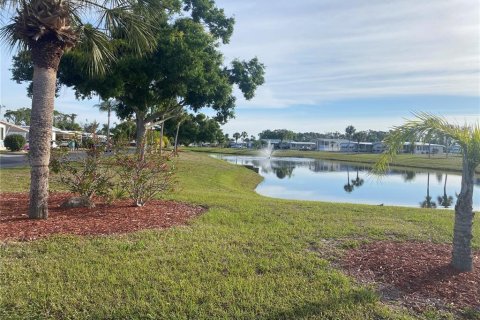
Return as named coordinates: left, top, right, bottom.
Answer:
left=50, top=146, right=113, bottom=207
left=4, top=134, right=26, bottom=151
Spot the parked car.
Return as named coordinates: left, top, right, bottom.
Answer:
left=23, top=143, right=29, bottom=151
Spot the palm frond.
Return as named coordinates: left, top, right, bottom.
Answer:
left=373, top=112, right=479, bottom=174
left=75, top=24, right=114, bottom=75
left=0, top=22, right=28, bottom=52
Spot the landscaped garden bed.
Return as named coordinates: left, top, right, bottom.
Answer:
left=0, top=192, right=206, bottom=241
left=342, top=241, right=479, bottom=312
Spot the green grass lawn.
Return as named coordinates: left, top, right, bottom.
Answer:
left=1, top=152, right=478, bottom=319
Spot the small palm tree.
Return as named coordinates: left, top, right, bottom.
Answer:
left=1, top=0, right=158, bottom=219
left=374, top=113, right=480, bottom=272
left=95, top=99, right=118, bottom=146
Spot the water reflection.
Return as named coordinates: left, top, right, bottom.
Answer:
left=211, top=155, right=479, bottom=209
left=344, top=167, right=354, bottom=193
left=437, top=174, right=455, bottom=208
left=420, top=172, right=437, bottom=208
left=352, top=168, right=365, bottom=188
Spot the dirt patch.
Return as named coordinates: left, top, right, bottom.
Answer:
left=0, top=193, right=206, bottom=241
left=342, top=241, right=480, bottom=312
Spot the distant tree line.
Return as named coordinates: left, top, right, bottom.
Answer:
left=3, top=107, right=81, bottom=131
left=258, top=128, right=389, bottom=142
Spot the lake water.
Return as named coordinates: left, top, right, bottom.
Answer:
left=212, top=154, right=480, bottom=210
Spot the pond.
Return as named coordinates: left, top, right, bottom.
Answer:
left=212, top=154, right=480, bottom=210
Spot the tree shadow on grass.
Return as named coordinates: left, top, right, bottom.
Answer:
left=264, top=288, right=378, bottom=320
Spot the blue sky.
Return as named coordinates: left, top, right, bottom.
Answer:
left=1, top=0, right=479, bottom=136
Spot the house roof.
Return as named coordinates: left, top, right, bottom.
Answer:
left=0, top=120, right=29, bottom=132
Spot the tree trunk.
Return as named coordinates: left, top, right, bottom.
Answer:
left=174, top=122, right=181, bottom=155
left=159, top=115, right=165, bottom=156
left=451, top=156, right=475, bottom=272
left=135, top=114, right=147, bottom=160
left=28, top=66, right=57, bottom=219
left=106, top=108, right=111, bottom=147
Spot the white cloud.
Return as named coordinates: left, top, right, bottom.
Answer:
left=218, top=0, right=479, bottom=108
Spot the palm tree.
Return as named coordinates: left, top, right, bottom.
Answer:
left=95, top=99, right=118, bottom=147
left=233, top=132, right=240, bottom=143
left=1, top=0, right=158, bottom=219
left=374, top=113, right=480, bottom=272
left=241, top=131, right=248, bottom=142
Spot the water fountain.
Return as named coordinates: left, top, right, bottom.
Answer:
left=260, top=141, right=275, bottom=159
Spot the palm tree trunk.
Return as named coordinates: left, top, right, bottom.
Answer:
left=28, top=66, right=57, bottom=219
left=451, top=156, right=475, bottom=271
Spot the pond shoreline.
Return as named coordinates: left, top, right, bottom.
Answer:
left=188, top=147, right=480, bottom=174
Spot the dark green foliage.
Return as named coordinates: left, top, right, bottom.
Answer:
left=4, top=134, right=26, bottom=151
left=112, top=121, right=136, bottom=143
left=3, top=107, right=31, bottom=125
left=163, top=113, right=224, bottom=146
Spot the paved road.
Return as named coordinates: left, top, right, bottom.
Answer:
left=0, top=153, right=29, bottom=168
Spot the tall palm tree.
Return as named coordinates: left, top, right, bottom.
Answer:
left=1, top=0, right=159, bottom=219
left=374, top=113, right=480, bottom=272
left=95, top=99, right=118, bottom=146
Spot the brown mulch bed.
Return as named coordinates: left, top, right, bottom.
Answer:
left=0, top=193, right=206, bottom=241
left=342, top=241, right=480, bottom=311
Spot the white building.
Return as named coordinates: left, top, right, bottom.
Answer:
left=289, top=141, right=316, bottom=150
left=315, top=139, right=348, bottom=151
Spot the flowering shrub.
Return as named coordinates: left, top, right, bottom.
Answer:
left=50, top=146, right=113, bottom=207
left=114, top=151, right=175, bottom=207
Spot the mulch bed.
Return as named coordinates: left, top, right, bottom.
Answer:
left=342, top=241, right=480, bottom=312
left=0, top=192, right=206, bottom=241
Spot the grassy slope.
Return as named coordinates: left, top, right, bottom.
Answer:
left=1, top=152, right=479, bottom=319
left=188, top=147, right=480, bottom=174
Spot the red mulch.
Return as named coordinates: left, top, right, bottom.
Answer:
left=0, top=192, right=206, bottom=241
left=342, top=241, right=480, bottom=311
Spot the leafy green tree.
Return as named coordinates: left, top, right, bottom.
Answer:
left=4, top=107, right=31, bottom=125
left=374, top=113, right=480, bottom=272
left=112, top=121, right=136, bottom=144
left=1, top=0, right=160, bottom=219
left=345, top=125, right=356, bottom=149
